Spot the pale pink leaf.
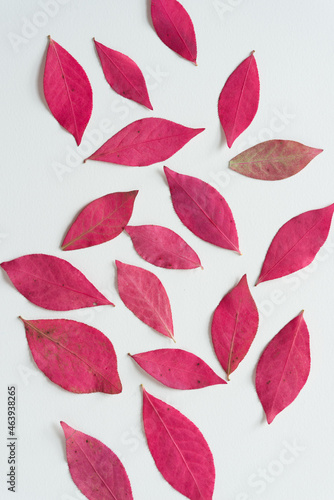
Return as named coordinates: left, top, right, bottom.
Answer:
left=164, top=166, right=240, bottom=252
left=0, top=254, right=113, bottom=310
left=256, top=312, right=310, bottom=424
left=61, top=422, right=133, bottom=500
left=43, top=37, right=93, bottom=146
left=143, top=388, right=215, bottom=500
left=125, top=224, right=201, bottom=269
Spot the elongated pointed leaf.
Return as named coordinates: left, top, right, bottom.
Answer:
left=151, top=0, right=197, bottom=64
left=116, top=260, right=174, bottom=340
left=211, top=275, right=259, bottom=380
left=126, top=225, right=201, bottom=269
left=130, top=349, right=226, bottom=389
left=0, top=254, right=113, bottom=310
left=256, top=312, right=310, bottom=424
left=94, top=39, right=153, bottom=109
left=164, top=166, right=240, bottom=252
left=61, top=422, right=133, bottom=500
left=257, top=204, right=334, bottom=284
left=229, top=140, right=323, bottom=180
left=43, top=37, right=93, bottom=145
left=218, top=52, right=259, bottom=148
left=62, top=191, right=138, bottom=251
left=21, top=318, right=121, bottom=394
left=86, top=118, right=204, bottom=166
left=143, top=388, right=215, bottom=500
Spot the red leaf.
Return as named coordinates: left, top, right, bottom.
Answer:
left=1, top=254, right=113, bottom=310
left=130, top=349, right=226, bottom=389
left=116, top=260, right=174, bottom=340
left=86, top=118, right=204, bottom=166
left=94, top=39, right=153, bottom=110
left=126, top=225, right=201, bottom=269
left=62, top=191, right=138, bottom=251
left=256, top=312, right=310, bottom=424
left=43, top=37, right=93, bottom=146
left=229, top=140, right=323, bottom=180
left=211, top=275, right=259, bottom=380
left=151, top=0, right=197, bottom=64
left=61, top=422, right=133, bottom=500
left=21, top=318, right=121, bottom=394
left=143, top=388, right=215, bottom=500
left=257, top=204, right=334, bottom=284
left=164, top=166, right=240, bottom=252
left=218, top=51, right=259, bottom=148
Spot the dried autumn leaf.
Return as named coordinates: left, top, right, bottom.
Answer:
left=116, top=260, right=174, bottom=340
left=256, top=312, right=310, bottom=424
left=86, top=118, right=204, bottom=166
left=126, top=224, right=201, bottom=269
left=20, top=318, right=121, bottom=394
left=164, top=166, right=240, bottom=252
left=229, top=140, right=323, bottom=180
left=130, top=349, right=226, bottom=389
left=143, top=387, right=215, bottom=500
left=218, top=51, right=259, bottom=148
left=211, top=275, right=259, bottom=380
left=43, top=37, right=93, bottom=146
left=94, top=39, right=153, bottom=109
left=151, top=0, right=197, bottom=64
left=0, top=254, right=113, bottom=310
left=62, top=191, right=138, bottom=251
left=257, top=203, right=334, bottom=284
left=61, top=422, right=133, bottom=500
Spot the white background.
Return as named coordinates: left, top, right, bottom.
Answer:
left=1, top=1, right=334, bottom=499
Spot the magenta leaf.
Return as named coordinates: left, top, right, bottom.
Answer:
left=211, top=275, right=259, bottom=380
left=218, top=51, right=259, bottom=148
left=130, top=349, right=226, bottom=389
left=94, top=39, right=153, bottom=109
left=229, top=140, right=323, bottom=180
left=0, top=254, right=113, bottom=310
left=86, top=118, right=204, bottom=166
left=116, top=260, right=174, bottom=340
left=164, top=166, right=240, bottom=252
left=61, top=422, right=133, bottom=500
left=21, top=318, right=121, bottom=394
left=143, top=388, right=215, bottom=499
left=256, top=312, right=310, bottom=424
left=257, top=203, right=334, bottom=284
left=126, top=224, right=201, bottom=269
left=43, top=37, right=93, bottom=146
left=151, top=0, right=197, bottom=64
left=62, top=191, right=138, bottom=251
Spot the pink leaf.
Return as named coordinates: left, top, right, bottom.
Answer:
left=256, top=312, right=310, bottom=424
left=94, top=39, right=153, bottom=109
left=257, top=203, right=334, bottom=284
left=211, top=275, right=259, bottom=380
left=126, top=224, right=201, bottom=269
left=116, top=260, right=174, bottom=340
left=151, top=0, right=197, bottom=64
left=229, top=140, right=323, bottom=180
left=62, top=191, right=138, bottom=251
left=21, top=318, right=121, bottom=394
left=43, top=37, right=93, bottom=146
left=164, top=166, right=240, bottom=252
left=130, top=349, right=226, bottom=389
left=61, top=422, right=133, bottom=500
left=0, top=254, right=113, bottom=310
left=86, top=118, right=204, bottom=166
left=143, top=388, right=215, bottom=500
left=218, top=51, right=259, bottom=148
